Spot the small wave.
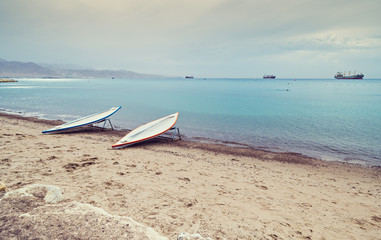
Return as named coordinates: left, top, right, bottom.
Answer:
left=0, top=86, right=37, bottom=89
left=55, top=114, right=83, bottom=121
left=18, top=78, right=81, bottom=82
left=343, top=158, right=373, bottom=166
left=0, top=108, right=49, bottom=119
left=187, top=136, right=253, bottom=148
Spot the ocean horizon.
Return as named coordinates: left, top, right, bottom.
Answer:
left=1, top=77, right=380, bottom=166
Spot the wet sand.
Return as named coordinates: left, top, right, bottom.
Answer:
left=1, top=112, right=380, bottom=239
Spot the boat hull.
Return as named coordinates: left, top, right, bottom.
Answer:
left=42, top=106, right=121, bottom=134
left=335, top=76, right=364, bottom=79
left=112, top=112, right=179, bottom=148
left=334, top=72, right=364, bottom=79
left=263, top=75, right=276, bottom=79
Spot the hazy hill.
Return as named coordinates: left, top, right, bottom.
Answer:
left=0, top=58, right=167, bottom=79
left=0, top=60, right=56, bottom=77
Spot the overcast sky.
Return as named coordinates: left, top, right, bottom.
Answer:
left=1, top=0, right=380, bottom=78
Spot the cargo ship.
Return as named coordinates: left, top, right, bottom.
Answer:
left=334, top=71, right=364, bottom=79
left=263, top=74, right=276, bottom=79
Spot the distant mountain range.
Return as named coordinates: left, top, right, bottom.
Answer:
left=0, top=58, right=168, bottom=79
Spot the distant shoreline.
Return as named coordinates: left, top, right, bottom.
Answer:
left=0, top=78, right=17, bottom=83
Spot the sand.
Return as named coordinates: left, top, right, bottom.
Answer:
left=1, top=112, right=380, bottom=239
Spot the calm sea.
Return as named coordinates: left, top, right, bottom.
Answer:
left=1, top=77, right=381, bottom=166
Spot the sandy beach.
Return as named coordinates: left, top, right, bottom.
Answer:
left=1, top=112, right=380, bottom=239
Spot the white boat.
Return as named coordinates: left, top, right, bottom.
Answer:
left=112, top=112, right=179, bottom=148
left=42, top=106, right=121, bottom=134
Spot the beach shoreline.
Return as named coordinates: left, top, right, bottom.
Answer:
left=1, top=110, right=371, bottom=167
left=1, top=112, right=380, bottom=239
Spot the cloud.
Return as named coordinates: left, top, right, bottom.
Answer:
left=1, top=0, right=381, bottom=77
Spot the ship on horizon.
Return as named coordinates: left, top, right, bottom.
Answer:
left=334, top=71, right=364, bottom=79
left=263, top=74, right=276, bottom=79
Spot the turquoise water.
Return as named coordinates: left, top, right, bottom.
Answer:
left=1, top=77, right=381, bottom=166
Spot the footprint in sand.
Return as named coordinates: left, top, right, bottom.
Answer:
left=63, top=160, right=96, bottom=172
left=178, top=177, right=190, bottom=182
left=256, top=185, right=268, bottom=190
